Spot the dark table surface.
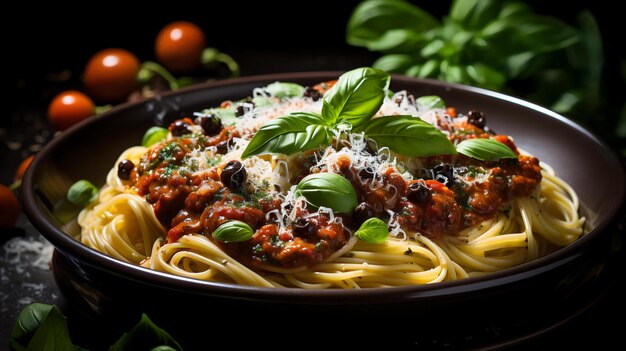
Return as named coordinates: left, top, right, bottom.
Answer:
left=2, top=49, right=626, bottom=350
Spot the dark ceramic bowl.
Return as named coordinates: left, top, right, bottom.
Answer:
left=23, top=72, right=625, bottom=349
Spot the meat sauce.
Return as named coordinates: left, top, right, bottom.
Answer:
left=128, top=103, right=541, bottom=269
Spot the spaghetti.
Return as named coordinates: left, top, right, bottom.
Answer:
left=77, top=76, right=584, bottom=289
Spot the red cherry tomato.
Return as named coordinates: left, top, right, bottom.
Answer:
left=84, top=48, right=140, bottom=102
left=0, top=184, right=19, bottom=229
left=15, top=155, right=35, bottom=182
left=48, top=91, right=95, bottom=131
left=155, top=21, right=206, bottom=73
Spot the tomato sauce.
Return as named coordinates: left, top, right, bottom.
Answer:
left=130, top=107, right=541, bottom=268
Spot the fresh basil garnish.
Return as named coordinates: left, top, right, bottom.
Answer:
left=212, top=220, right=254, bottom=242
left=67, top=180, right=99, bottom=208
left=321, top=67, right=390, bottom=127
left=361, top=116, right=457, bottom=156
left=295, top=173, right=357, bottom=213
left=416, top=95, right=445, bottom=109
left=142, top=126, right=169, bottom=147
left=264, top=82, right=305, bottom=98
left=456, top=138, right=517, bottom=161
left=241, top=112, right=330, bottom=159
left=355, top=217, right=389, bottom=244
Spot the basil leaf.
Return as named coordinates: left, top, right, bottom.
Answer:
left=241, top=112, right=330, bottom=158
left=264, top=82, right=305, bottom=98
left=67, top=180, right=98, bottom=208
left=450, top=0, right=501, bottom=30
left=142, top=127, right=169, bottom=147
left=11, top=303, right=54, bottom=350
left=416, top=95, right=445, bottom=109
left=373, top=54, right=416, bottom=73
left=355, top=218, right=389, bottom=244
left=346, top=0, right=438, bottom=52
left=321, top=67, right=390, bottom=127
left=295, top=173, right=357, bottom=213
left=456, top=138, right=517, bottom=161
left=12, top=304, right=84, bottom=351
left=361, top=116, right=456, bottom=156
left=110, top=314, right=182, bottom=351
left=212, top=220, right=254, bottom=243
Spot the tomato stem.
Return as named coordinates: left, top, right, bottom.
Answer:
left=8, top=180, right=21, bottom=191
left=138, top=62, right=179, bottom=90
left=202, top=48, right=240, bottom=77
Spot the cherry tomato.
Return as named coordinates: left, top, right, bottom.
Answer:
left=84, top=48, right=140, bottom=102
left=0, top=184, right=19, bottom=229
left=48, top=91, right=95, bottom=131
left=15, top=155, right=35, bottom=182
left=155, top=21, right=206, bottom=73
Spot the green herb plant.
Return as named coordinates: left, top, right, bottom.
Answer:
left=347, top=0, right=605, bottom=128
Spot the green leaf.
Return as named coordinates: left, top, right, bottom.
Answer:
left=110, top=314, right=182, bottom=351
left=466, top=63, right=506, bottom=90
left=346, top=0, right=438, bottom=52
left=416, top=96, right=445, bottom=109
left=264, top=82, right=305, bottom=98
left=372, top=54, right=417, bottom=73
left=567, top=11, right=603, bottom=110
left=450, top=0, right=502, bottom=30
left=66, top=180, right=98, bottom=208
left=11, top=303, right=54, bottom=350
left=361, top=116, right=456, bottom=156
left=456, top=138, right=517, bottom=161
left=12, top=304, right=84, bottom=351
left=355, top=218, right=389, bottom=244
left=321, top=67, right=390, bottom=127
left=241, top=112, right=330, bottom=158
left=142, top=127, right=169, bottom=147
left=514, top=17, right=578, bottom=54
left=212, top=220, right=254, bottom=243
left=295, top=173, right=357, bottom=213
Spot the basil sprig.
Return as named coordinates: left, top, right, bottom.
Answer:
left=355, top=217, right=389, bottom=244
left=456, top=138, right=517, bottom=161
left=212, top=220, right=254, bottom=243
left=241, top=67, right=518, bottom=162
left=295, top=173, right=357, bottom=213
left=241, top=67, right=455, bottom=159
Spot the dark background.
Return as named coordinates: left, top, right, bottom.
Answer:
left=2, top=1, right=625, bottom=350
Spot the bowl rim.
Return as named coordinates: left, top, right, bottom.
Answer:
left=22, top=71, right=626, bottom=303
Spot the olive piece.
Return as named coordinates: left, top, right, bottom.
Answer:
left=221, top=160, right=247, bottom=190
left=407, top=182, right=432, bottom=205
left=235, top=105, right=245, bottom=117
left=358, top=167, right=376, bottom=180
left=303, top=87, right=322, bottom=101
left=292, top=217, right=315, bottom=237
left=466, top=110, right=486, bottom=129
left=353, top=202, right=376, bottom=226
left=196, top=114, right=222, bottom=135
left=117, top=159, right=135, bottom=180
left=363, top=139, right=377, bottom=156
left=433, top=163, right=454, bottom=186
left=216, top=139, right=235, bottom=154
left=170, top=120, right=192, bottom=136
